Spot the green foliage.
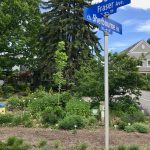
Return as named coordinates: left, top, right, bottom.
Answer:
left=54, top=41, right=68, bottom=105
left=73, top=143, right=88, bottom=150
left=12, top=115, right=22, bottom=126
left=7, top=96, right=25, bottom=111
left=0, top=113, right=13, bottom=125
left=0, top=136, right=29, bottom=150
left=124, top=125, right=136, bottom=133
left=38, top=139, right=47, bottom=148
left=117, top=121, right=128, bottom=130
left=66, top=99, right=91, bottom=117
left=121, top=111, right=145, bottom=124
left=118, top=145, right=126, bottom=150
left=50, top=140, right=66, bottom=150
left=128, top=146, right=140, bottom=150
left=85, top=116, right=98, bottom=126
left=74, top=58, right=103, bottom=99
left=0, top=0, right=41, bottom=73
left=75, top=53, right=144, bottom=105
left=59, top=115, right=85, bottom=130
left=133, top=123, right=150, bottom=133
left=41, top=106, right=65, bottom=125
left=2, top=85, right=14, bottom=98
left=59, top=92, right=72, bottom=108
left=39, top=0, right=101, bottom=87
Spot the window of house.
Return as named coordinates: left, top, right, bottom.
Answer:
left=148, top=60, right=150, bottom=67
left=137, top=61, right=143, bottom=67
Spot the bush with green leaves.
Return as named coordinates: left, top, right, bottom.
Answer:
left=59, top=92, right=71, bottom=108
left=73, top=143, right=88, bottom=150
left=0, top=136, right=29, bottom=150
left=7, top=96, right=25, bottom=111
left=128, top=146, right=140, bottom=150
left=118, top=145, right=126, bottom=150
left=2, top=84, right=14, bottom=98
left=41, top=106, right=65, bottom=125
left=0, top=113, right=13, bottom=125
left=66, top=98, right=91, bottom=117
left=124, top=125, right=136, bottom=133
left=117, top=121, right=128, bottom=130
left=59, top=115, right=85, bottom=130
left=133, top=123, right=149, bottom=133
left=121, top=111, right=145, bottom=124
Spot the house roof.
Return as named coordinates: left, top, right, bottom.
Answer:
left=122, top=40, right=150, bottom=53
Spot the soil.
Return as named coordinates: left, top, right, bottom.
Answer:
left=0, top=127, right=150, bottom=149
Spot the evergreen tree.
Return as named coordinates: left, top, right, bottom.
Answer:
left=39, top=0, right=102, bottom=88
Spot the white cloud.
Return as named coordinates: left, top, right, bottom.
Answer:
left=92, top=0, right=150, bottom=10
left=136, top=20, right=150, bottom=32
left=129, top=0, right=150, bottom=10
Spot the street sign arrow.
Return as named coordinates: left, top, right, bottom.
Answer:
left=87, top=0, right=131, bottom=16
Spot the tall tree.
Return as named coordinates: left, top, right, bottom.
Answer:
left=74, top=53, right=145, bottom=102
left=147, top=39, right=150, bottom=44
left=0, top=0, right=41, bottom=72
left=39, top=0, right=102, bottom=87
left=54, top=41, right=68, bottom=105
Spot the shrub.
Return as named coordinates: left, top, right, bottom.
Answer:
left=133, top=123, right=149, bottom=133
left=38, top=139, right=47, bottom=148
left=121, top=111, right=145, bottom=124
left=12, top=115, right=22, bottom=126
left=128, top=146, right=140, bottom=150
left=28, top=92, right=59, bottom=115
left=60, top=92, right=72, bottom=108
left=41, top=106, right=65, bottom=125
left=2, top=84, right=14, bottom=98
left=21, top=112, right=32, bottom=127
left=0, top=114, right=13, bottom=125
left=59, top=115, right=85, bottom=130
left=118, top=145, right=126, bottom=150
left=42, top=107, right=59, bottom=125
left=117, top=121, right=128, bottom=130
left=7, top=96, right=25, bottom=111
left=73, top=143, right=88, bottom=150
left=6, top=136, right=29, bottom=150
left=66, top=98, right=91, bottom=117
left=84, top=116, right=98, bottom=127
left=50, top=140, right=66, bottom=150
left=124, top=125, right=136, bottom=133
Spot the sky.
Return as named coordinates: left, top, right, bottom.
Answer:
left=92, top=0, right=150, bottom=53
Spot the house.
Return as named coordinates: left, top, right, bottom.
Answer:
left=122, top=40, right=150, bottom=74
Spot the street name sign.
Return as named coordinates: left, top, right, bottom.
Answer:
left=84, top=9, right=122, bottom=34
left=83, top=0, right=131, bottom=150
left=86, top=0, right=131, bottom=16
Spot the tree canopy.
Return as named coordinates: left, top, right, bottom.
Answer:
left=38, top=0, right=102, bottom=87
left=0, top=0, right=41, bottom=71
left=74, top=53, right=145, bottom=102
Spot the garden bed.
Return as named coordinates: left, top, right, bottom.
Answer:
left=0, top=127, right=150, bottom=149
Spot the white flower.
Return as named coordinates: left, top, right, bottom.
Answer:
left=128, top=123, right=131, bottom=126
left=74, top=125, right=77, bottom=128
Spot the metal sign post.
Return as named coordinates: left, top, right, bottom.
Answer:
left=104, top=31, right=109, bottom=150
left=83, top=0, right=131, bottom=149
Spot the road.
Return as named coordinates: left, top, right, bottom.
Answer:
left=140, top=90, right=150, bottom=114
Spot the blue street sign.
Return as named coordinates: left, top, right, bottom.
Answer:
left=84, top=10, right=122, bottom=34
left=87, top=0, right=131, bottom=16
